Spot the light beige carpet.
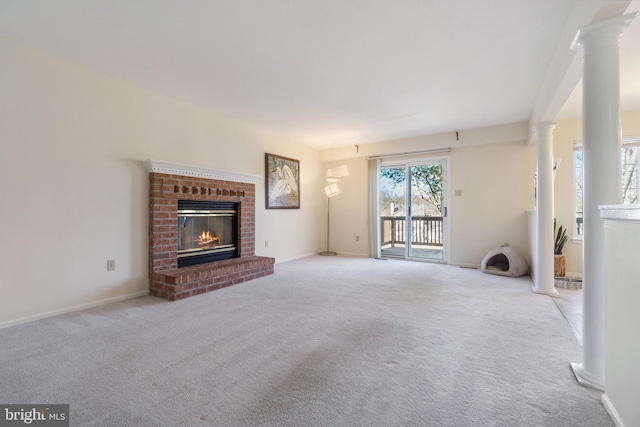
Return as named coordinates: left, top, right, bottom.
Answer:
left=0, top=255, right=610, bottom=426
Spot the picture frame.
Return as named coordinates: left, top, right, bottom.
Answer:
left=265, top=153, right=300, bottom=209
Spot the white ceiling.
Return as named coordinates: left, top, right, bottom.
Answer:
left=557, top=0, right=640, bottom=120
left=0, top=1, right=638, bottom=149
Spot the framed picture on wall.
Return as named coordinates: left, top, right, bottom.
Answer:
left=265, top=153, right=300, bottom=209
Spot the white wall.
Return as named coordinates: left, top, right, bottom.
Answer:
left=321, top=157, right=370, bottom=255
left=449, top=141, right=536, bottom=266
left=552, top=117, right=583, bottom=277
left=602, top=208, right=640, bottom=427
left=322, top=125, right=537, bottom=268
left=0, top=37, right=324, bottom=326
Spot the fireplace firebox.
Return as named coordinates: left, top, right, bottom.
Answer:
left=177, top=200, right=238, bottom=267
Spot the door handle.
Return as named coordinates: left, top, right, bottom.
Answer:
left=443, top=207, right=448, bottom=217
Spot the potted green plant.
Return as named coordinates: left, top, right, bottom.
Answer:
left=554, top=219, right=568, bottom=277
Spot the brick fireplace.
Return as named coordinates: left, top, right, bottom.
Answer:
left=144, top=160, right=274, bottom=301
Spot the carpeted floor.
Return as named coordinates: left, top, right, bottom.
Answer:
left=0, top=255, right=611, bottom=426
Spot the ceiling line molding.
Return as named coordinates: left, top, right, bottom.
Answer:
left=143, top=159, right=260, bottom=184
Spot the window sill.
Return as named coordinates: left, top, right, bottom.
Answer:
left=571, top=237, right=583, bottom=244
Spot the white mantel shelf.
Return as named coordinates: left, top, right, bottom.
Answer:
left=143, top=159, right=260, bottom=184
left=600, top=204, right=640, bottom=222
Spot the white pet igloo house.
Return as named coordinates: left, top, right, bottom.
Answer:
left=481, top=246, right=529, bottom=277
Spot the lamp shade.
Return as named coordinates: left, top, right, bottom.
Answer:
left=324, top=183, right=340, bottom=198
left=326, top=165, right=349, bottom=182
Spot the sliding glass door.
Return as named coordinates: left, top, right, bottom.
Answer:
left=379, top=159, right=447, bottom=262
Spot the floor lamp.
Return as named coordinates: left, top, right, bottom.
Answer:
left=320, top=183, right=340, bottom=256
left=320, top=165, right=348, bottom=256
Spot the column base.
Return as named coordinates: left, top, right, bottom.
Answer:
left=571, top=362, right=605, bottom=391
left=530, top=286, right=559, bottom=297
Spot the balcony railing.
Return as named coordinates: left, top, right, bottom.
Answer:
left=381, top=216, right=443, bottom=247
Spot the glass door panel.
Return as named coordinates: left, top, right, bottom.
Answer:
left=379, top=160, right=447, bottom=262
left=380, top=166, right=407, bottom=258
left=409, top=163, right=444, bottom=261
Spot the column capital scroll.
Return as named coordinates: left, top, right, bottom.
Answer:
left=571, top=12, right=637, bottom=51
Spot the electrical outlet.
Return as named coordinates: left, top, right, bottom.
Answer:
left=265, top=240, right=268, bottom=248
left=107, top=259, right=116, bottom=271
left=356, top=235, right=360, bottom=242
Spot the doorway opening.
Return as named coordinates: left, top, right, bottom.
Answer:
left=379, top=159, right=448, bottom=262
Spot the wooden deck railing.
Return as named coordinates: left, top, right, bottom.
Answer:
left=381, top=216, right=443, bottom=247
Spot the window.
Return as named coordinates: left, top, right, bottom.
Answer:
left=574, top=136, right=639, bottom=237
left=622, top=145, right=639, bottom=204
left=574, top=149, right=583, bottom=236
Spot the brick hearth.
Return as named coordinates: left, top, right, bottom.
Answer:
left=145, top=160, right=274, bottom=301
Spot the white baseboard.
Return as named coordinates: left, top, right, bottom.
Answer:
left=277, top=252, right=368, bottom=264
left=453, top=263, right=480, bottom=269
left=602, top=394, right=625, bottom=427
left=333, top=251, right=368, bottom=258
left=0, top=290, right=149, bottom=330
left=275, top=252, right=320, bottom=264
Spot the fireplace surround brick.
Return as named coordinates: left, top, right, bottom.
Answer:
left=150, top=256, right=274, bottom=301
left=146, top=161, right=274, bottom=301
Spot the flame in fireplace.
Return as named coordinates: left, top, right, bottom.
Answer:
left=197, top=231, right=221, bottom=248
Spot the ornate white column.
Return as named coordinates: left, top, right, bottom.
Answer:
left=532, top=122, right=558, bottom=296
left=570, top=12, right=636, bottom=391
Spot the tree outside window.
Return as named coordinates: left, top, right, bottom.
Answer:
left=380, top=165, right=442, bottom=217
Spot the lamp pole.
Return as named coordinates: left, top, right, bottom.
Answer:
left=320, top=197, right=336, bottom=256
